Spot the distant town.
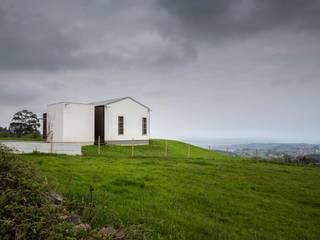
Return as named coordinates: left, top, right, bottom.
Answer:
left=214, top=143, right=320, bottom=164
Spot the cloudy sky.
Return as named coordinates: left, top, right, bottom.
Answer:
left=0, top=0, right=319, bottom=143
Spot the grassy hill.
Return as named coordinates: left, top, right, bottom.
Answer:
left=21, top=139, right=320, bottom=239
left=83, top=139, right=228, bottom=159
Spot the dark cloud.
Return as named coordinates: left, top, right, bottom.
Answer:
left=156, top=0, right=320, bottom=41
left=1, top=0, right=319, bottom=71
left=0, top=0, right=196, bottom=71
left=0, top=83, right=41, bottom=105
left=0, top=1, right=79, bottom=70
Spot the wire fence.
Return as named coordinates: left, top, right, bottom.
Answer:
left=87, top=139, right=217, bottom=160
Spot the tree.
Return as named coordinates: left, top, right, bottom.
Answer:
left=9, top=110, right=40, bottom=137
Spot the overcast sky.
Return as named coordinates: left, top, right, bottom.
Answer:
left=0, top=0, right=319, bottom=143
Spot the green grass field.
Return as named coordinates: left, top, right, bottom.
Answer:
left=21, top=140, right=320, bottom=239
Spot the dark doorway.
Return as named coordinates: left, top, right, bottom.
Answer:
left=43, top=113, right=47, bottom=140
left=95, top=106, right=105, bottom=144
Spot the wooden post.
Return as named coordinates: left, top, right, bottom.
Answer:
left=165, top=140, right=168, bottom=158
left=131, top=139, right=134, bottom=158
left=50, top=133, right=53, bottom=153
left=98, top=136, right=101, bottom=155
left=187, top=145, right=191, bottom=158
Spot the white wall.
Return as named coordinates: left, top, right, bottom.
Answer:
left=105, top=98, right=150, bottom=142
left=47, top=103, right=64, bottom=142
left=0, top=140, right=82, bottom=155
left=63, top=103, right=94, bottom=143
left=47, top=98, right=149, bottom=144
left=47, top=103, right=94, bottom=143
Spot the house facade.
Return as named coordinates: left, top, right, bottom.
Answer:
left=43, top=97, right=150, bottom=145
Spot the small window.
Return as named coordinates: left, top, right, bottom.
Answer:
left=118, top=116, right=124, bottom=135
left=142, top=117, right=147, bottom=135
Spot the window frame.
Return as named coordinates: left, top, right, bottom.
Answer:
left=142, top=117, right=147, bottom=135
left=118, top=116, right=124, bottom=135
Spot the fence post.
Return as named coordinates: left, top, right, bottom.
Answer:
left=98, top=136, right=101, bottom=155
left=165, top=140, right=168, bottom=158
left=187, top=145, right=191, bottom=158
left=50, top=134, right=53, bottom=153
left=131, top=139, right=134, bottom=158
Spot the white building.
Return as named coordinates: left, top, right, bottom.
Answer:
left=43, top=97, right=150, bottom=145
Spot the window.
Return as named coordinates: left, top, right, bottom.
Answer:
left=118, top=116, right=124, bottom=135
left=142, top=117, right=147, bottom=135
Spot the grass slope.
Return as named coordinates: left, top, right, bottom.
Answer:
left=82, top=139, right=228, bottom=159
left=21, top=140, right=320, bottom=239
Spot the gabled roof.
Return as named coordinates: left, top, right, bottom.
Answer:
left=90, top=97, right=150, bottom=110
left=90, top=97, right=124, bottom=106
left=48, top=101, right=90, bottom=106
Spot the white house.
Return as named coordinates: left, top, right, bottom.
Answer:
left=43, top=97, right=150, bottom=145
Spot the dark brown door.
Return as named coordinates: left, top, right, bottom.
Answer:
left=95, top=106, right=105, bottom=144
left=43, top=113, right=47, bottom=140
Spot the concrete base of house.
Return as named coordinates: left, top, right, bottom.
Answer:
left=104, top=140, right=149, bottom=145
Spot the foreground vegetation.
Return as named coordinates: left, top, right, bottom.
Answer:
left=20, top=140, right=320, bottom=239
left=0, top=144, right=126, bottom=239
left=0, top=145, right=86, bottom=239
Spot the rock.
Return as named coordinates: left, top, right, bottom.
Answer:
left=66, top=214, right=81, bottom=225
left=60, top=215, right=69, bottom=220
left=99, top=227, right=126, bottom=239
left=75, top=223, right=91, bottom=231
left=48, top=191, right=63, bottom=203
left=99, top=227, right=117, bottom=235
left=114, top=230, right=126, bottom=239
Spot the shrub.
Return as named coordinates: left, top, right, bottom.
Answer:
left=1, top=144, right=144, bottom=239
left=0, top=144, right=103, bottom=239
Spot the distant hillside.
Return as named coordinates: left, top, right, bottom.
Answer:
left=213, top=143, right=320, bottom=160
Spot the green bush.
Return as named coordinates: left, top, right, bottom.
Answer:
left=0, top=145, right=108, bottom=239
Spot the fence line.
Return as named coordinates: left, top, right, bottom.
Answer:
left=0, top=139, right=217, bottom=159
left=98, top=136, right=101, bottom=155
left=131, top=140, right=135, bottom=158
left=165, top=140, right=168, bottom=158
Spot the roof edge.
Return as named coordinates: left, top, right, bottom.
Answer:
left=48, top=97, right=151, bottom=110
left=108, top=97, right=150, bottom=109
left=48, top=102, right=90, bottom=106
left=92, top=96, right=151, bottom=110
